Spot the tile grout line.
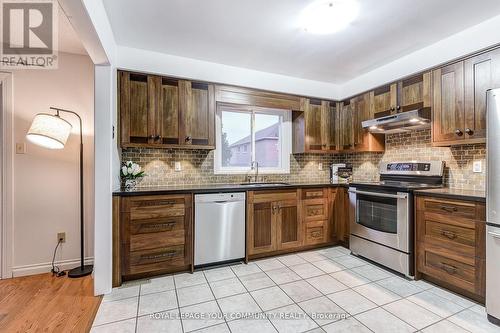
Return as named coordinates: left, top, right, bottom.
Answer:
left=172, top=274, right=187, bottom=333
left=135, top=284, right=141, bottom=333
left=201, top=268, right=232, bottom=333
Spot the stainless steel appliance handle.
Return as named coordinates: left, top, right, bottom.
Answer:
left=488, top=231, right=500, bottom=239
left=348, top=189, right=408, bottom=199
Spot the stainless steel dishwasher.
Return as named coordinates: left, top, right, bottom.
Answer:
left=194, top=192, right=246, bottom=266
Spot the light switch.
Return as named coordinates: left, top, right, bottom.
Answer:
left=318, top=163, right=323, bottom=171
left=174, top=161, right=182, bottom=172
left=16, top=142, right=26, bottom=154
left=473, top=160, right=482, bottom=173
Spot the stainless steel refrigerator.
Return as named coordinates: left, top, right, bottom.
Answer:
left=487, top=88, right=500, bottom=325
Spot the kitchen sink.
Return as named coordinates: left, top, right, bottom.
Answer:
left=239, top=182, right=290, bottom=187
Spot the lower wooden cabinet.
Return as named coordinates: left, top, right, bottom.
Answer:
left=416, top=195, right=486, bottom=302
left=330, top=187, right=350, bottom=244
left=119, top=194, right=193, bottom=280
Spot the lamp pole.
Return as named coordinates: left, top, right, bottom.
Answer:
left=50, top=107, right=93, bottom=278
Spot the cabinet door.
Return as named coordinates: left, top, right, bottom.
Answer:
left=370, top=83, right=397, bottom=118
left=305, top=99, right=324, bottom=151
left=248, top=201, right=276, bottom=255
left=352, top=93, right=371, bottom=147
left=179, top=81, right=215, bottom=147
left=119, top=71, right=153, bottom=145
left=277, top=199, right=301, bottom=249
left=332, top=188, right=350, bottom=244
left=464, top=49, right=500, bottom=141
left=325, top=102, right=339, bottom=151
left=338, top=101, right=354, bottom=149
left=157, top=77, right=180, bottom=145
left=432, top=62, right=465, bottom=143
left=397, top=72, right=432, bottom=112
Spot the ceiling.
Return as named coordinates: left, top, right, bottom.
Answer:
left=102, top=0, right=500, bottom=84
left=58, top=6, right=87, bottom=55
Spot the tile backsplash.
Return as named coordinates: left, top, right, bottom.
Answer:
left=122, top=129, right=486, bottom=190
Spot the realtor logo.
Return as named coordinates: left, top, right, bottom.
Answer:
left=1, top=0, right=58, bottom=69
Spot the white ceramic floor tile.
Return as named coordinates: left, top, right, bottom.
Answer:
left=335, top=247, right=351, bottom=255
left=298, top=296, right=348, bottom=325
left=311, top=259, right=345, bottom=274
left=330, top=270, right=370, bottom=288
left=251, top=286, right=294, bottom=311
left=407, top=291, right=464, bottom=318
left=422, top=319, right=470, bottom=333
left=429, top=286, right=476, bottom=308
left=103, top=285, right=140, bottom=302
left=93, top=297, right=138, bottom=326
left=136, top=309, right=182, bottom=333
left=266, top=304, right=318, bottom=333
left=228, top=317, right=278, bottom=333
left=353, top=283, right=400, bottom=306
left=177, top=283, right=214, bottom=307
left=383, top=299, right=441, bottom=330
left=280, top=280, right=322, bottom=303
left=265, top=267, right=302, bottom=285
left=204, top=267, right=236, bottom=282
left=91, top=318, right=136, bottom=333
left=318, top=247, right=346, bottom=259
left=174, top=271, right=207, bottom=289
left=256, top=258, right=286, bottom=272
left=355, top=307, right=415, bottom=333
left=140, top=275, right=175, bottom=295
left=322, top=317, right=371, bottom=333
left=327, top=289, right=377, bottom=315
left=411, top=279, right=435, bottom=290
left=376, top=276, right=423, bottom=297
left=138, top=290, right=178, bottom=316
left=210, top=277, right=246, bottom=299
left=332, top=255, right=367, bottom=269
left=180, top=301, right=224, bottom=332
left=195, top=323, right=231, bottom=333
left=351, top=265, right=392, bottom=281
left=277, top=254, right=307, bottom=266
left=306, top=274, right=348, bottom=295
left=297, top=251, right=327, bottom=263
left=289, top=263, right=324, bottom=279
left=217, top=293, right=261, bottom=317
left=231, top=263, right=262, bottom=277
left=239, top=272, right=276, bottom=291
left=448, top=308, right=500, bottom=333
left=469, top=303, right=487, bottom=315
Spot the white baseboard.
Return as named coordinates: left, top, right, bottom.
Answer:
left=11, top=256, right=94, bottom=277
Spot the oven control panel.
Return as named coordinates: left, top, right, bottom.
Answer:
left=380, top=161, right=444, bottom=176
left=386, top=163, right=431, bottom=172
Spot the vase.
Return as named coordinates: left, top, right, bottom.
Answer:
left=124, top=179, right=137, bottom=190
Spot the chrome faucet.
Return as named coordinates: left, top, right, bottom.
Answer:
left=250, top=161, right=259, bottom=183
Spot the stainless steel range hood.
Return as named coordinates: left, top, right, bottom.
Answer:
left=362, top=108, right=431, bottom=134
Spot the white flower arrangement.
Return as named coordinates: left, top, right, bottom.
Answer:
left=121, top=161, right=145, bottom=180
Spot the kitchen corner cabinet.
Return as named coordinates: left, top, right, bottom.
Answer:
left=432, top=49, right=500, bottom=146
left=330, top=187, right=350, bottom=245
left=247, top=190, right=301, bottom=256
left=118, top=70, right=215, bottom=149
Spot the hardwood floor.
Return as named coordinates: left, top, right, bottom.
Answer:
left=0, top=273, right=102, bottom=332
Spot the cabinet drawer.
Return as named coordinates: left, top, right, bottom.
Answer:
left=127, top=245, right=186, bottom=275
left=425, top=220, right=475, bottom=248
left=301, top=188, right=326, bottom=200
left=419, top=198, right=476, bottom=219
left=130, top=216, right=185, bottom=234
left=304, top=220, right=328, bottom=245
left=303, top=200, right=328, bottom=221
left=130, top=229, right=185, bottom=252
left=251, top=190, right=297, bottom=203
left=126, top=196, right=187, bottom=220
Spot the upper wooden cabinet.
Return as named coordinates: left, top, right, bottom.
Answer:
left=338, top=100, right=354, bottom=149
left=370, top=83, right=398, bottom=118
left=118, top=71, right=215, bottom=149
left=433, top=49, right=500, bottom=146
left=398, top=72, right=432, bottom=112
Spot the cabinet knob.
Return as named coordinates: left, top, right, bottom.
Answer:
left=465, top=128, right=474, bottom=136
left=185, top=136, right=192, bottom=142
left=149, top=135, right=155, bottom=139
left=396, top=105, right=401, bottom=112
left=154, top=135, right=161, bottom=140
left=455, top=129, right=463, bottom=136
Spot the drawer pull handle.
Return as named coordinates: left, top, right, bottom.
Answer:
left=139, top=200, right=176, bottom=207
left=441, top=230, right=457, bottom=240
left=145, top=222, right=176, bottom=229
left=440, top=206, right=458, bottom=213
left=440, top=262, right=457, bottom=274
left=311, top=231, right=322, bottom=238
left=141, top=251, right=177, bottom=261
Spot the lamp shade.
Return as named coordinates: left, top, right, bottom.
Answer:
left=26, top=113, right=72, bottom=149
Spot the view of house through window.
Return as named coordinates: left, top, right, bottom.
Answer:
left=216, top=105, right=291, bottom=174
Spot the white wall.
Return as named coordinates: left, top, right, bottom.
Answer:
left=11, top=52, right=94, bottom=277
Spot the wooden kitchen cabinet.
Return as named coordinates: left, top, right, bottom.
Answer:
left=118, top=70, right=215, bottom=149
left=338, top=100, right=354, bottom=149
left=330, top=187, right=350, bottom=245
left=415, top=195, right=486, bottom=302
left=397, top=72, right=432, bottom=113
left=370, top=83, right=398, bottom=118
left=302, top=188, right=329, bottom=246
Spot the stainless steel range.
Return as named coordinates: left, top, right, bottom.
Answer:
left=348, top=161, right=444, bottom=277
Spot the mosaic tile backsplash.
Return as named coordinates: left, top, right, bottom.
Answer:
left=122, top=129, right=486, bottom=190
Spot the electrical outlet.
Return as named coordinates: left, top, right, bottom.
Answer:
left=318, top=162, right=323, bottom=170
left=174, top=161, right=182, bottom=172
left=473, top=161, right=482, bottom=173
left=57, top=232, right=66, bottom=243
left=16, top=142, right=26, bottom=154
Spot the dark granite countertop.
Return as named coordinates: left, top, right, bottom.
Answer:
left=414, top=187, right=486, bottom=202
left=113, top=182, right=349, bottom=196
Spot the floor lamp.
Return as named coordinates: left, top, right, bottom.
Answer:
left=26, top=107, right=93, bottom=278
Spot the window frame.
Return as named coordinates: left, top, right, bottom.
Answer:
left=214, top=103, right=291, bottom=175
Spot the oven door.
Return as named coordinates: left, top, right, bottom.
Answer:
left=348, top=187, right=410, bottom=253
